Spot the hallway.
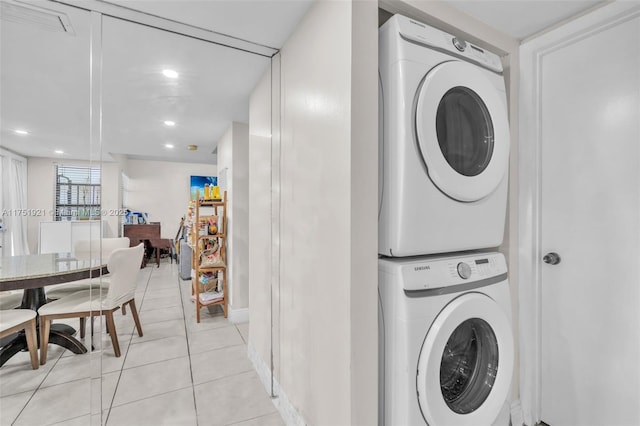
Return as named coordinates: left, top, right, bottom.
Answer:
left=0, top=262, right=283, bottom=426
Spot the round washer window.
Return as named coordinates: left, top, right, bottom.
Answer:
left=439, top=318, right=499, bottom=414
left=436, top=87, right=494, bottom=177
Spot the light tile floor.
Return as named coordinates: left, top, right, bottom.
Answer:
left=0, top=262, right=284, bottom=426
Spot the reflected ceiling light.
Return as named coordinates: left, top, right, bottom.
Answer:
left=14, top=129, right=29, bottom=135
left=54, top=150, right=64, bottom=154
left=165, top=143, right=174, bottom=149
left=162, top=69, right=179, bottom=79
left=164, top=120, right=176, bottom=127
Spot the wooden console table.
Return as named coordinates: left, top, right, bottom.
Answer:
left=123, top=223, right=160, bottom=267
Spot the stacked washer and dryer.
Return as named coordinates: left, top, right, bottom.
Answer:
left=378, top=15, right=514, bottom=426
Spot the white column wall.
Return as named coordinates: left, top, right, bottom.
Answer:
left=248, top=68, right=273, bottom=371
left=248, top=1, right=378, bottom=424
left=217, top=122, right=250, bottom=312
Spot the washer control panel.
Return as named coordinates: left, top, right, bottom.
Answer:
left=385, top=252, right=507, bottom=291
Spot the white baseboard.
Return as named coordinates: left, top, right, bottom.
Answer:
left=510, top=399, right=524, bottom=426
left=227, top=307, right=249, bottom=324
left=248, top=343, right=307, bottom=426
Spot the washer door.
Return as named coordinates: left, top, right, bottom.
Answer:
left=416, top=293, right=514, bottom=426
left=415, top=61, right=510, bottom=202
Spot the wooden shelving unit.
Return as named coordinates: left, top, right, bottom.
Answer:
left=191, top=191, right=228, bottom=323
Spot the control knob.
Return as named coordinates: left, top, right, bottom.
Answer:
left=457, top=262, right=472, bottom=279
left=452, top=37, right=467, bottom=52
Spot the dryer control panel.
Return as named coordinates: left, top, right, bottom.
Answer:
left=379, top=252, right=507, bottom=291
left=387, top=14, right=504, bottom=73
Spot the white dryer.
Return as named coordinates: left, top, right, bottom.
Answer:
left=378, top=15, right=510, bottom=257
left=378, top=252, right=514, bottom=426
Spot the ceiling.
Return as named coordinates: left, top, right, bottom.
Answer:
left=0, top=0, right=606, bottom=165
left=445, top=0, right=604, bottom=40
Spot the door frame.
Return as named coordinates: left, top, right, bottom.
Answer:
left=518, top=3, right=640, bottom=425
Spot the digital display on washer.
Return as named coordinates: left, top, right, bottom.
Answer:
left=475, top=259, right=489, bottom=265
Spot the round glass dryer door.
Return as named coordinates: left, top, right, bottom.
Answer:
left=415, top=61, right=510, bottom=202
left=416, top=293, right=514, bottom=426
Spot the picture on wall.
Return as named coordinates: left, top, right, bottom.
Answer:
left=190, top=175, right=218, bottom=200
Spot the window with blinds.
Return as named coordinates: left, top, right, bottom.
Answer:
left=54, top=165, right=101, bottom=221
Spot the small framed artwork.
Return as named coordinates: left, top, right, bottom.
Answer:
left=190, top=175, right=217, bottom=200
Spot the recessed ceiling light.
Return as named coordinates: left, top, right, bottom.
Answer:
left=54, top=150, right=64, bottom=154
left=162, top=69, right=179, bottom=79
left=14, top=129, right=29, bottom=135
left=164, top=120, right=176, bottom=127
left=165, top=143, right=174, bottom=149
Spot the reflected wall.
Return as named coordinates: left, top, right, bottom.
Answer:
left=1, top=2, right=273, bottom=424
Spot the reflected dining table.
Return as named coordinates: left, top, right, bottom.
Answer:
left=0, top=253, right=107, bottom=367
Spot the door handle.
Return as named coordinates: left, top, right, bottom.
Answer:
left=543, top=252, right=561, bottom=265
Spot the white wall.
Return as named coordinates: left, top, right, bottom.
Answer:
left=248, top=67, right=273, bottom=373
left=248, top=1, right=378, bottom=424
left=124, top=159, right=216, bottom=240
left=26, top=157, right=120, bottom=253
left=216, top=121, right=250, bottom=314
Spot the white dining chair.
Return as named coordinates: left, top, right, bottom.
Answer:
left=0, top=291, right=23, bottom=310
left=38, top=243, right=144, bottom=365
left=45, top=237, right=130, bottom=301
left=0, top=309, right=39, bottom=369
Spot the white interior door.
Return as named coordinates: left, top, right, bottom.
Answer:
left=537, top=10, right=640, bottom=426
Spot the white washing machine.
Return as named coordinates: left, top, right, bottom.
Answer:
left=378, top=15, right=510, bottom=257
left=378, top=252, right=513, bottom=426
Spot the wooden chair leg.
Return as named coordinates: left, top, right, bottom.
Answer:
left=122, top=303, right=127, bottom=315
left=127, top=300, right=143, bottom=337
left=105, top=311, right=120, bottom=357
left=24, top=318, right=39, bottom=370
left=40, top=316, right=51, bottom=365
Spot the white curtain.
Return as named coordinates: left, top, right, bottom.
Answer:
left=6, top=156, right=30, bottom=255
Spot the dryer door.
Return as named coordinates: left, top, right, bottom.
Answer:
left=415, top=61, right=510, bottom=202
left=416, top=292, right=514, bottom=426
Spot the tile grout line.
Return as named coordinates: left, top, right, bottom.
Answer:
left=176, top=265, right=201, bottom=426
left=103, top=265, right=154, bottom=425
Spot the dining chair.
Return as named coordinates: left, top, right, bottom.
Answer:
left=0, top=291, right=23, bottom=310
left=38, top=243, right=144, bottom=365
left=0, top=309, right=39, bottom=369
left=45, top=237, right=130, bottom=301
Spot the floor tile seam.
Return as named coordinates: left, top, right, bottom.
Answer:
left=124, top=332, right=188, bottom=347
left=234, top=324, right=247, bottom=345
left=18, top=348, right=65, bottom=395
left=136, top=318, right=186, bottom=328
left=191, top=367, right=255, bottom=387
left=188, top=341, right=248, bottom=357
left=47, top=412, right=95, bottom=426
left=1, top=388, right=38, bottom=425
left=127, top=332, right=187, bottom=347
left=138, top=304, right=184, bottom=314
left=108, top=382, right=195, bottom=410
left=103, top=317, right=139, bottom=426
left=223, top=410, right=280, bottom=426
left=188, top=342, right=246, bottom=357
left=174, top=265, right=202, bottom=426
left=133, top=266, right=155, bottom=313
left=140, top=294, right=181, bottom=302
left=191, top=369, right=258, bottom=389
left=118, top=353, right=191, bottom=373
left=187, top=324, right=238, bottom=336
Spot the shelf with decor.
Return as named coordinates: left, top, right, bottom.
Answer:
left=190, top=190, right=227, bottom=323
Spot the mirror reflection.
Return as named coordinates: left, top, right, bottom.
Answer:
left=1, top=2, right=270, bottom=424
